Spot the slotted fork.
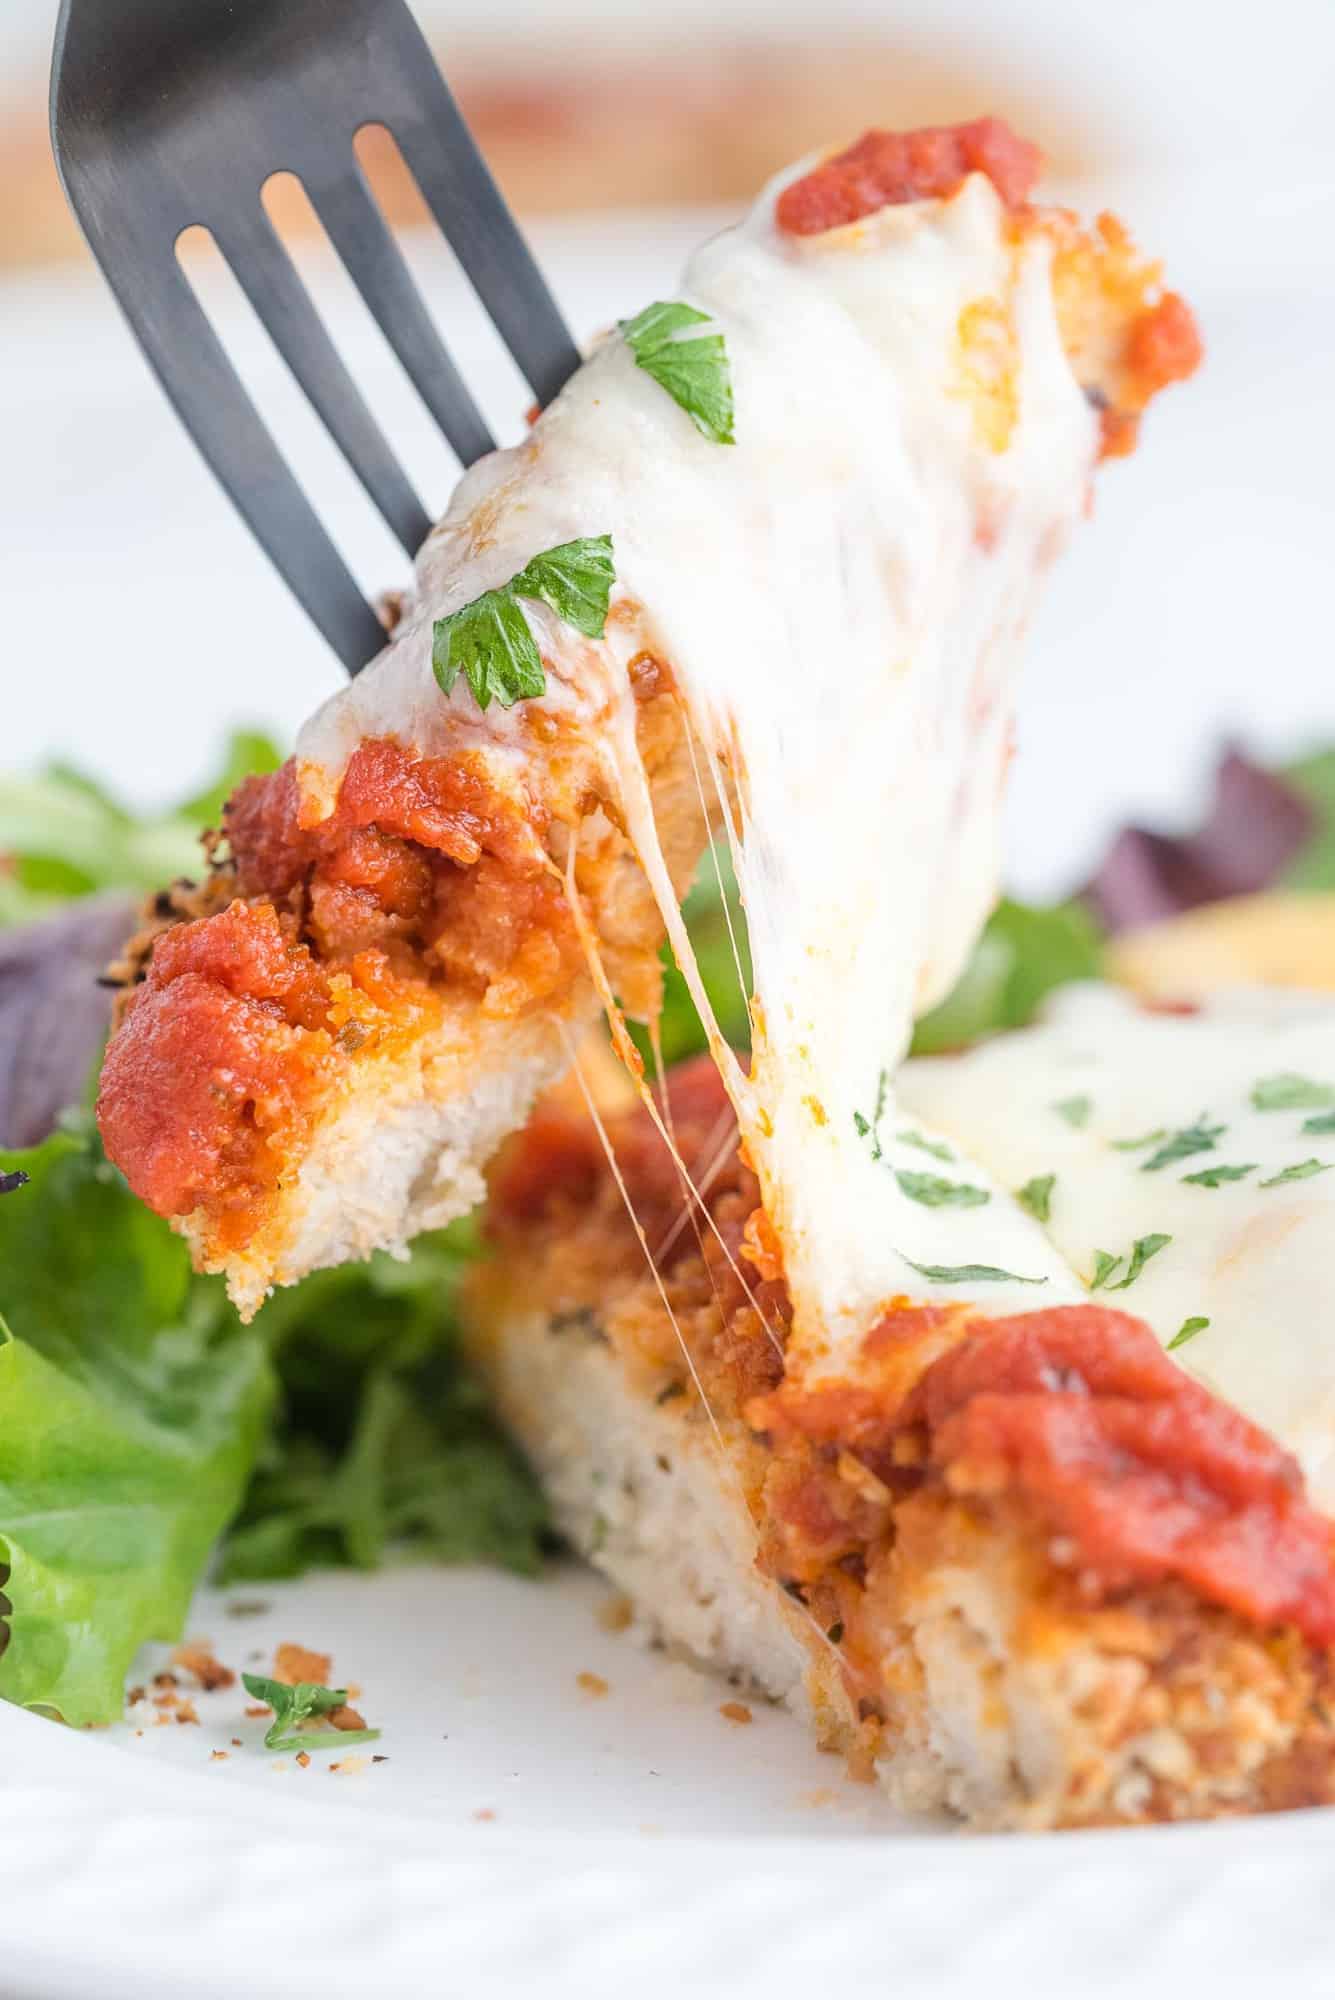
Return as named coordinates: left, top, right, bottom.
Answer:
left=50, top=0, right=582, bottom=674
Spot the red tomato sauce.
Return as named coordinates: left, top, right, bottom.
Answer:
left=97, top=738, right=579, bottom=1241
left=1099, top=292, right=1203, bottom=459
left=490, top=1050, right=734, bottom=1249
left=903, top=1307, right=1335, bottom=1644
left=776, top=118, right=1042, bottom=237
left=96, top=902, right=335, bottom=1228
left=753, top=1302, right=1335, bottom=1639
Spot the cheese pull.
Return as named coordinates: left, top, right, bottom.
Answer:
left=96, top=120, right=1198, bottom=1318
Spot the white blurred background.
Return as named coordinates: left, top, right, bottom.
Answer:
left=3, top=0, right=1335, bottom=894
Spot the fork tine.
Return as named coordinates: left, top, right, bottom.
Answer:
left=391, top=95, right=582, bottom=410
left=128, top=257, right=387, bottom=673
left=305, top=161, right=496, bottom=469
left=214, top=208, right=432, bottom=557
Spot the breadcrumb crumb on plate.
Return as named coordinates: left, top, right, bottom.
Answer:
left=272, top=1643, right=332, bottom=1686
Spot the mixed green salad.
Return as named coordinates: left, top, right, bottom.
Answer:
left=1, top=732, right=1331, bottom=1728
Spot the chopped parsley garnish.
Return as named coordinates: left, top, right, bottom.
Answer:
left=1016, top=1173, right=1055, bottom=1223
left=852, top=1069, right=890, bottom=1160
left=1052, top=1094, right=1092, bottom=1129
left=1117, top=1232, right=1172, bottom=1288
left=241, top=1672, right=381, bottom=1755
left=1304, top=1111, right=1335, bottom=1135
left=897, top=1129, right=954, bottom=1162
left=1251, top=1073, right=1335, bottom=1113
left=432, top=535, right=615, bottom=712
left=902, top=1257, right=1048, bottom=1286
left=1259, top=1158, right=1333, bottom=1188
left=894, top=1169, right=990, bottom=1209
left=1090, top=1235, right=1172, bottom=1291
left=1110, top=1129, right=1166, bottom=1152
left=855, top=1072, right=907, bottom=1168
left=1141, top=1118, right=1224, bottom=1172
left=0, top=1169, right=28, bottom=1196
left=620, top=301, right=735, bottom=444
left=1167, top=1315, right=1210, bottom=1351
left=1089, top=1249, right=1123, bottom=1291
left=1181, top=1163, right=1256, bottom=1188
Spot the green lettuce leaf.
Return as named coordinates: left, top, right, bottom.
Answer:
left=0, top=731, right=282, bottom=927
left=628, top=841, right=752, bottom=1071
left=909, top=899, right=1105, bottom=1055
left=0, top=1119, right=273, bottom=1724
left=218, top=1222, right=546, bottom=1585
left=1282, top=749, right=1335, bottom=890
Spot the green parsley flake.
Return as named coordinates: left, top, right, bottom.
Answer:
left=1089, top=1249, right=1123, bottom=1291
left=902, top=1257, right=1048, bottom=1287
left=621, top=301, right=735, bottom=444
left=1110, top=1129, right=1167, bottom=1152
left=1111, top=1233, right=1172, bottom=1290
left=897, top=1129, right=954, bottom=1163
left=1304, top=1111, right=1335, bottom=1135
left=241, top=1673, right=381, bottom=1755
left=1181, top=1163, right=1256, bottom=1188
left=1251, top=1073, right=1335, bottom=1113
left=853, top=1111, right=881, bottom=1162
left=1141, top=1118, right=1224, bottom=1172
left=1016, top=1173, right=1055, bottom=1223
left=1091, top=1235, right=1174, bottom=1291
left=1259, top=1159, right=1333, bottom=1188
left=432, top=535, right=615, bottom=712
left=1053, top=1094, right=1092, bottom=1129
left=853, top=1070, right=894, bottom=1161
left=894, top=1169, right=990, bottom=1209
left=1166, top=1315, right=1210, bottom=1352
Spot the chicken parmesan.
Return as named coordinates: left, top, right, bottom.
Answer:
left=92, top=120, right=1335, bottom=1830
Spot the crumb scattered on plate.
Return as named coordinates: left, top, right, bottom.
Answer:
left=171, top=1639, right=236, bottom=1691
left=597, top=1593, right=633, bottom=1632
left=273, top=1641, right=331, bottom=1685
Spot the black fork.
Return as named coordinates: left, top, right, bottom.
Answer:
left=50, top=0, right=582, bottom=674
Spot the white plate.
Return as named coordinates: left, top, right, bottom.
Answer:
left=5, top=182, right=1335, bottom=1998
left=8, top=1562, right=1335, bottom=2000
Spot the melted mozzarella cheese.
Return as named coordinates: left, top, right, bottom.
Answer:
left=297, top=162, right=1100, bottom=1361
left=900, top=984, right=1335, bottom=1506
